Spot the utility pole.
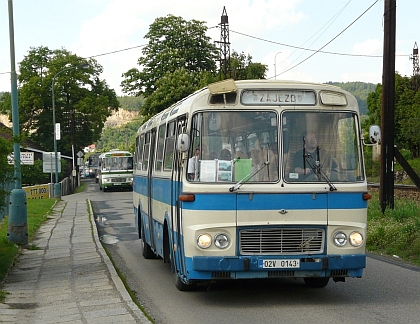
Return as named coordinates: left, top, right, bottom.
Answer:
left=7, top=0, right=28, bottom=244
left=215, top=6, right=230, bottom=80
left=380, top=0, right=396, bottom=213
left=71, top=109, right=77, bottom=190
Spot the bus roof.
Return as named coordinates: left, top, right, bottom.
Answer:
left=137, top=79, right=359, bottom=134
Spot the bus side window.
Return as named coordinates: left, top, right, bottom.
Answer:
left=155, top=124, right=166, bottom=172
left=143, top=132, right=150, bottom=170
left=164, top=121, right=176, bottom=171
left=137, top=134, right=144, bottom=170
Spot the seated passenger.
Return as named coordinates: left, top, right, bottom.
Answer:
left=220, top=149, right=232, bottom=160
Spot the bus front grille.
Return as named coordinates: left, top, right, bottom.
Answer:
left=268, top=270, right=295, bottom=277
left=239, top=228, right=324, bottom=255
left=212, top=272, right=232, bottom=279
left=331, top=270, right=348, bottom=276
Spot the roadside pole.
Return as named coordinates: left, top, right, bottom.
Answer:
left=7, top=0, right=28, bottom=244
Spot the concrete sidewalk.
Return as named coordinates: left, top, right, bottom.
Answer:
left=0, top=193, right=151, bottom=324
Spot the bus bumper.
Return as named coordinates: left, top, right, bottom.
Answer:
left=189, top=254, right=365, bottom=280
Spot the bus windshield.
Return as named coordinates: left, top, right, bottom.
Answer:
left=188, top=111, right=278, bottom=183
left=188, top=110, right=363, bottom=184
left=282, top=111, right=364, bottom=183
left=102, top=156, right=133, bottom=171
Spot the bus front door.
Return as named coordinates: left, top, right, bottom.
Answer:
left=170, top=117, right=187, bottom=283
left=147, top=128, right=157, bottom=251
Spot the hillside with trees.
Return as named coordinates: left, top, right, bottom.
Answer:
left=117, top=95, right=144, bottom=111
left=326, top=81, right=377, bottom=115
left=96, top=118, right=142, bottom=153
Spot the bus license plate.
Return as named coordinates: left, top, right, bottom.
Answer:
left=259, top=259, right=300, bottom=269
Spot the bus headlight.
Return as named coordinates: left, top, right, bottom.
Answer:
left=349, top=231, right=363, bottom=247
left=333, top=231, right=347, bottom=246
left=197, top=233, right=212, bottom=249
left=214, top=233, right=230, bottom=249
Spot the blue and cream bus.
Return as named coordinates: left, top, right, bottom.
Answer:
left=133, top=79, right=370, bottom=291
left=98, top=150, right=133, bottom=192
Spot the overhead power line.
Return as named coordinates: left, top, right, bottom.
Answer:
left=273, top=0, right=381, bottom=77
left=82, top=44, right=147, bottom=59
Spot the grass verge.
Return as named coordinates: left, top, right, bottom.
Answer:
left=367, top=191, right=420, bottom=266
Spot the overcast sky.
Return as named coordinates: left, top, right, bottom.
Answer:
left=1, top=0, right=418, bottom=96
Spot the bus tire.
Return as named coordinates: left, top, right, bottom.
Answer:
left=141, top=226, right=155, bottom=259
left=303, top=277, right=329, bottom=288
left=174, top=273, right=196, bottom=291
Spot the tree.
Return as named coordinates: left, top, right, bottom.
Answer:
left=121, top=15, right=219, bottom=117
left=140, top=68, right=215, bottom=119
left=21, top=159, right=49, bottom=186
left=363, top=73, right=420, bottom=157
left=120, top=15, right=269, bottom=121
left=230, top=50, right=267, bottom=80
left=0, top=46, right=119, bottom=157
left=0, top=135, right=13, bottom=212
left=122, top=15, right=218, bottom=97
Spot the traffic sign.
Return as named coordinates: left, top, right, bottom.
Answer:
left=42, top=152, right=61, bottom=173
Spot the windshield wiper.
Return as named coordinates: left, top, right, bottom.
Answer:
left=229, top=161, right=269, bottom=192
left=305, top=154, right=337, bottom=191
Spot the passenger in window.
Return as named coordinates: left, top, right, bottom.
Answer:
left=220, top=149, right=231, bottom=160
left=188, top=147, right=200, bottom=180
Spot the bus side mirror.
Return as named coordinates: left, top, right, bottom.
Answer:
left=177, top=133, right=190, bottom=152
left=369, top=125, right=381, bottom=144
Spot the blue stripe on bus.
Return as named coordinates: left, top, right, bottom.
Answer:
left=183, top=192, right=366, bottom=210
left=133, top=175, right=367, bottom=210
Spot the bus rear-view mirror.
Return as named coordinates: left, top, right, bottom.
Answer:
left=177, top=133, right=190, bottom=152
left=369, top=125, right=381, bottom=144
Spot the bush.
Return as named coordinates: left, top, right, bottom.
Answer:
left=367, top=192, right=420, bottom=265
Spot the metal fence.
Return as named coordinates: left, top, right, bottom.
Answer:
left=0, top=176, right=76, bottom=221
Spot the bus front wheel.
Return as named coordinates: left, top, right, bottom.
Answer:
left=303, top=277, right=329, bottom=288
left=141, top=226, right=155, bottom=259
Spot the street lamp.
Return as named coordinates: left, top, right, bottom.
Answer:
left=51, top=63, right=89, bottom=198
left=274, top=51, right=282, bottom=80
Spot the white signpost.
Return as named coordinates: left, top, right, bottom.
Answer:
left=43, top=152, right=61, bottom=173
left=7, top=152, right=34, bottom=165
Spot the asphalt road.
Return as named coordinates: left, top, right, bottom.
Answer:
left=83, top=178, right=420, bottom=324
